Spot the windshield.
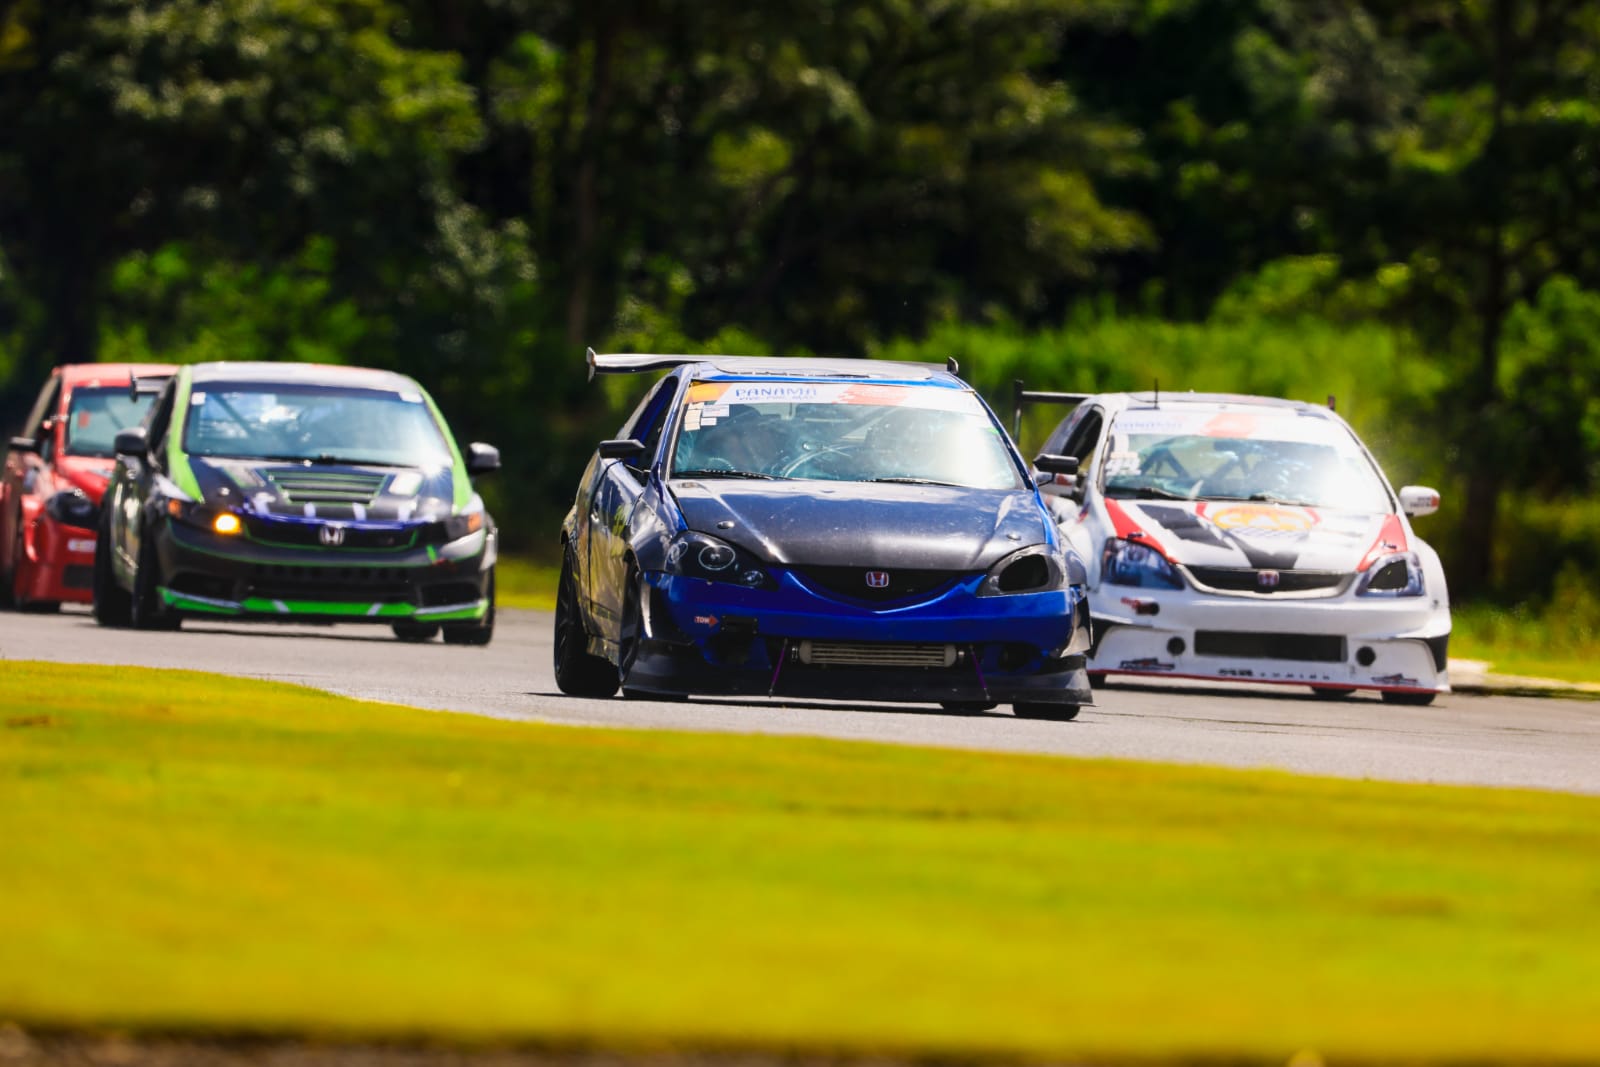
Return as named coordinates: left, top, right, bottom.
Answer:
left=64, top=386, right=159, bottom=458
left=669, top=380, right=1023, bottom=490
left=1101, top=407, right=1392, bottom=512
left=181, top=383, right=453, bottom=467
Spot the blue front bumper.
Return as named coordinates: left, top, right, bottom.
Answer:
left=625, top=569, right=1093, bottom=706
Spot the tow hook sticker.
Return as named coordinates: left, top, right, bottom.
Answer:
left=1373, top=673, right=1420, bottom=687
left=693, top=614, right=719, bottom=629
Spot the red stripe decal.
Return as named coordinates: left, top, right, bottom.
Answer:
left=1103, top=498, right=1174, bottom=561
left=1357, top=513, right=1408, bottom=572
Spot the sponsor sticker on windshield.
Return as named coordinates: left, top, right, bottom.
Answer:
left=190, top=392, right=207, bottom=406
left=685, top=380, right=978, bottom=414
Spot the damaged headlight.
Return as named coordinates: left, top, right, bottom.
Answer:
left=978, top=544, right=1069, bottom=596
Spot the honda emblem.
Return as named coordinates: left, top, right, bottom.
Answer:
left=864, top=570, right=891, bottom=589
left=1256, top=569, right=1280, bottom=590
left=319, top=525, right=347, bottom=547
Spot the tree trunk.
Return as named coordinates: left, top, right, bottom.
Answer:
left=564, top=20, right=616, bottom=345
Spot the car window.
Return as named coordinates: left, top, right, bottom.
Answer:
left=620, top=376, right=676, bottom=474
left=63, top=387, right=159, bottom=458
left=669, top=380, right=1023, bottom=490
left=1102, top=406, right=1391, bottom=511
left=145, top=380, right=177, bottom=467
left=182, top=383, right=453, bottom=467
left=20, top=375, right=60, bottom=443
left=1060, top=407, right=1103, bottom=478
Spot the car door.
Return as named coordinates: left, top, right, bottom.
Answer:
left=1, top=373, right=60, bottom=580
left=587, top=375, right=678, bottom=634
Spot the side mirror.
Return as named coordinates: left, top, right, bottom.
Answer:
left=598, top=438, right=647, bottom=461
left=1398, top=485, right=1440, bottom=517
left=7, top=435, right=39, bottom=455
left=113, top=428, right=149, bottom=458
left=465, top=442, right=501, bottom=475
left=1033, top=454, right=1084, bottom=503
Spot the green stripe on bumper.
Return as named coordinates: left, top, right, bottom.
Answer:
left=160, top=589, right=488, bottom=622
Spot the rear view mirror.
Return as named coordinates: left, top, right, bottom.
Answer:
left=466, top=442, right=501, bottom=475
left=598, top=438, right=647, bottom=460
left=1033, top=453, right=1085, bottom=504
left=1398, top=485, right=1440, bottom=517
left=113, top=428, right=148, bottom=458
left=8, top=435, right=39, bottom=455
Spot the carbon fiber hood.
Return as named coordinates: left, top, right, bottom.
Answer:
left=189, top=456, right=457, bottom=522
left=671, top=479, right=1048, bottom=570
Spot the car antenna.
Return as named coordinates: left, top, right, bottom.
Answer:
left=1153, top=378, right=1159, bottom=408
left=946, top=356, right=960, bottom=376
left=1327, top=394, right=1337, bottom=411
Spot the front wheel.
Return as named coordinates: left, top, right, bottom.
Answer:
left=93, top=510, right=132, bottom=627
left=1381, top=690, right=1437, bottom=707
left=392, top=622, right=440, bottom=642
left=553, top=550, right=619, bottom=698
left=441, top=568, right=495, bottom=646
left=130, top=526, right=180, bottom=631
left=940, top=701, right=997, bottom=712
left=1013, top=702, right=1081, bottom=722
left=1310, top=686, right=1358, bottom=700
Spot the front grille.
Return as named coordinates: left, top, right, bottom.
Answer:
left=797, top=641, right=957, bottom=668
left=62, top=565, right=93, bottom=590
left=247, top=518, right=415, bottom=550
left=1187, top=566, right=1348, bottom=595
left=1195, top=631, right=1346, bottom=663
left=247, top=563, right=416, bottom=603
left=264, top=469, right=386, bottom=505
left=796, top=566, right=963, bottom=602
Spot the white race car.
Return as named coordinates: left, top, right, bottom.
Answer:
left=1022, top=389, right=1450, bottom=704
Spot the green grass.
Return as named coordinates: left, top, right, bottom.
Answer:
left=495, top=555, right=558, bottom=611
left=5, top=665, right=1600, bottom=1063
left=1452, top=603, right=1600, bottom=685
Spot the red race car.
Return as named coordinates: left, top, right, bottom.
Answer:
left=2, top=363, right=174, bottom=610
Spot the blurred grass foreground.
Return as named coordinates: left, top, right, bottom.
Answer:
left=3, top=662, right=1598, bottom=1065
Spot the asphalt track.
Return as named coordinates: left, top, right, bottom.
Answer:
left=3, top=605, right=1598, bottom=795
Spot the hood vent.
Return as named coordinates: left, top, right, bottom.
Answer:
left=264, top=469, right=386, bottom=506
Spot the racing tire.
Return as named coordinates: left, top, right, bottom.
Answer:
left=1, top=526, right=18, bottom=609
left=1013, top=702, right=1081, bottom=722
left=93, top=511, right=132, bottom=628
left=441, top=568, right=495, bottom=646
left=1310, top=686, right=1358, bottom=700
left=392, top=622, right=440, bottom=642
left=553, top=549, right=620, bottom=698
left=129, top=527, right=181, bottom=631
left=1380, top=690, right=1437, bottom=707
left=18, top=599, right=61, bottom=614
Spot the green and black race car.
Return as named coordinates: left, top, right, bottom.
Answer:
left=94, top=361, right=499, bottom=643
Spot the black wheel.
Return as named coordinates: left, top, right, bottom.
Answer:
left=129, top=526, right=180, bottom=631
left=940, top=701, right=997, bottom=712
left=442, top=567, right=495, bottom=646
left=1381, top=690, right=1437, bottom=706
left=1310, top=686, right=1358, bottom=700
left=1, top=525, right=19, bottom=609
left=392, top=621, right=440, bottom=642
left=553, top=549, right=619, bottom=698
left=18, top=599, right=60, bottom=614
left=616, top=565, right=643, bottom=687
left=93, top=510, right=132, bottom=628
left=1013, top=702, right=1081, bottom=721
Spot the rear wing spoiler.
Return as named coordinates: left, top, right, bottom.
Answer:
left=586, top=348, right=708, bottom=380
left=586, top=347, right=963, bottom=381
left=1011, top=380, right=1090, bottom=438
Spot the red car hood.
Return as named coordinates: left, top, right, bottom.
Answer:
left=1108, top=498, right=1401, bottom=572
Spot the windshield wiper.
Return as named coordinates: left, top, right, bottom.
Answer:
left=672, top=469, right=781, bottom=480
left=865, top=476, right=964, bottom=487
left=1106, top=485, right=1191, bottom=501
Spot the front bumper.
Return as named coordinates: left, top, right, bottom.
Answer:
left=152, top=518, right=493, bottom=623
left=1089, top=585, right=1451, bottom=694
left=15, top=513, right=98, bottom=604
left=620, top=569, right=1094, bottom=706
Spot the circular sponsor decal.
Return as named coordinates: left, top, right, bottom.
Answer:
left=1209, top=504, right=1314, bottom=534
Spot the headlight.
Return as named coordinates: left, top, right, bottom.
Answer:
left=443, top=509, right=485, bottom=540
left=1102, top=537, right=1183, bottom=589
left=44, top=489, right=98, bottom=529
left=665, top=531, right=772, bottom=589
left=1356, top=552, right=1425, bottom=597
left=978, top=544, right=1069, bottom=596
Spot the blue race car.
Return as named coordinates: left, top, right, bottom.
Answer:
left=555, top=351, right=1093, bottom=719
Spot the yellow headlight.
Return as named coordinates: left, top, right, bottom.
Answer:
left=213, top=513, right=242, bottom=535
